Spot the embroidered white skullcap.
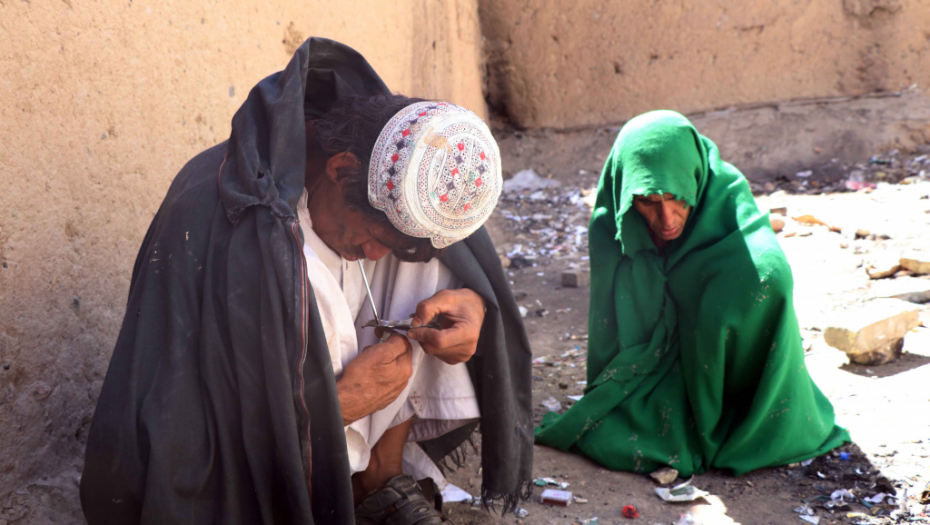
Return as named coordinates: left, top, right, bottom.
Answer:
left=368, top=101, right=502, bottom=249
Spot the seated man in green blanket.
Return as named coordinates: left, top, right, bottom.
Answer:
left=536, top=110, right=849, bottom=476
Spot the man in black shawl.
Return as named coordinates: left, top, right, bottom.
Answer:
left=80, top=37, right=533, bottom=525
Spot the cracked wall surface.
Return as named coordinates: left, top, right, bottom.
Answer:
left=0, top=1, right=483, bottom=522
left=480, top=0, right=930, bottom=129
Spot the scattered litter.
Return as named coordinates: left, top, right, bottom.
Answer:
left=794, top=504, right=815, bottom=515
left=573, top=495, right=588, bottom=504
left=540, top=397, right=562, bottom=412
left=540, top=489, right=573, bottom=506
left=581, top=518, right=598, bottom=525
left=845, top=171, right=878, bottom=192
left=654, top=477, right=709, bottom=502
left=503, top=169, right=561, bottom=192
left=514, top=508, right=529, bottom=518
left=533, top=477, right=570, bottom=490
left=498, top=178, right=593, bottom=271
left=621, top=505, right=639, bottom=519
left=532, top=348, right=588, bottom=369
left=863, top=493, right=892, bottom=504
left=801, top=458, right=814, bottom=467
left=567, top=395, right=584, bottom=401
left=440, top=484, right=473, bottom=503
left=650, top=467, right=679, bottom=485
left=826, top=489, right=855, bottom=509
left=839, top=452, right=850, bottom=461
left=796, top=170, right=813, bottom=178
left=799, top=516, right=820, bottom=524
left=519, top=306, right=528, bottom=318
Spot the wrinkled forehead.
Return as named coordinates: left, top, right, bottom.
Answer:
left=633, top=192, right=685, bottom=201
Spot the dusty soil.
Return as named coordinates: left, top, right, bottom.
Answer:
left=440, top=139, right=930, bottom=524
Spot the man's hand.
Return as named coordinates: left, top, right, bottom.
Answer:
left=337, top=333, right=412, bottom=426
left=407, top=288, right=486, bottom=365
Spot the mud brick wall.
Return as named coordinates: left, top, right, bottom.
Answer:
left=0, top=1, right=483, bottom=520
left=481, top=0, right=930, bottom=129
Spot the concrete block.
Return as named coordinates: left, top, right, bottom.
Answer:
left=866, top=258, right=901, bottom=280
left=561, top=270, right=590, bottom=288
left=900, top=251, right=930, bottom=275
left=824, top=299, right=921, bottom=365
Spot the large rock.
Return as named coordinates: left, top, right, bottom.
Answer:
left=900, top=251, right=930, bottom=275
left=824, top=299, right=921, bottom=365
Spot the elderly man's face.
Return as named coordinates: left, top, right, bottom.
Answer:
left=313, top=206, right=403, bottom=261
left=306, top=152, right=412, bottom=261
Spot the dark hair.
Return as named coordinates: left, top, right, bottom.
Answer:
left=305, top=94, right=447, bottom=262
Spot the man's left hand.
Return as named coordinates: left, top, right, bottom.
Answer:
left=407, top=288, right=486, bottom=365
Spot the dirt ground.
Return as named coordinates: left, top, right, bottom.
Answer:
left=439, top=134, right=930, bottom=524
left=9, top=105, right=930, bottom=524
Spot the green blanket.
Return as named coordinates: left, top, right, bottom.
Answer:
left=535, top=111, right=848, bottom=476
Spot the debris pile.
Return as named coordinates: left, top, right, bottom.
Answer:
left=497, top=169, right=594, bottom=274
left=784, top=446, right=924, bottom=525
left=748, top=148, right=930, bottom=195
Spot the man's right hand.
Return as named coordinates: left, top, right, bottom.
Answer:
left=336, top=332, right=413, bottom=426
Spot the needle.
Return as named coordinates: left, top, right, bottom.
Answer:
left=357, top=260, right=380, bottom=325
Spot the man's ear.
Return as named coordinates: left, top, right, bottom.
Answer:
left=324, top=152, right=361, bottom=184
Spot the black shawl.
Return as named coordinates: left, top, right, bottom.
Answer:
left=80, top=37, right=533, bottom=524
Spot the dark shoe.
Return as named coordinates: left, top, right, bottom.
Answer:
left=355, top=475, right=451, bottom=525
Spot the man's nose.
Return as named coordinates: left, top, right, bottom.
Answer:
left=362, top=240, right=392, bottom=261
left=660, top=202, right=677, bottom=226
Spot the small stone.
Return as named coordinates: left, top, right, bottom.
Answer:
left=823, top=299, right=921, bottom=365
left=650, top=467, right=679, bottom=485
left=561, top=270, right=590, bottom=288
left=900, top=251, right=930, bottom=275
left=770, top=217, right=785, bottom=233
left=499, top=255, right=512, bottom=268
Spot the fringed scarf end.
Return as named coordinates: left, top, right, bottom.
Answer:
left=479, top=480, right=534, bottom=515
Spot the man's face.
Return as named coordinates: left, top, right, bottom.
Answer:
left=306, top=152, right=421, bottom=261
left=631, top=193, right=691, bottom=242
left=310, top=202, right=408, bottom=261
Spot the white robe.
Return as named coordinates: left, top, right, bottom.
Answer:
left=297, top=191, right=480, bottom=485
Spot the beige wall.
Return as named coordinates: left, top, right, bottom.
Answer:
left=0, top=1, right=483, bottom=521
left=481, top=0, right=930, bottom=129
